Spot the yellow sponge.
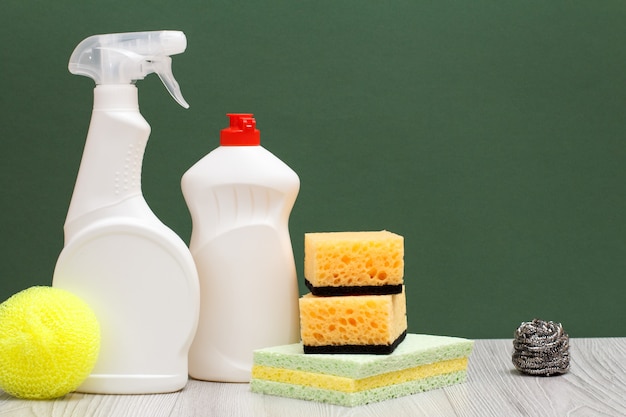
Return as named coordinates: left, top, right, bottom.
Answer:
left=304, top=231, right=404, bottom=295
left=0, top=286, right=100, bottom=399
left=299, top=287, right=407, bottom=354
left=252, top=357, right=468, bottom=392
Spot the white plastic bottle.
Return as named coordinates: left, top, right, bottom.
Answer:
left=182, top=114, right=300, bottom=382
left=52, top=31, right=200, bottom=394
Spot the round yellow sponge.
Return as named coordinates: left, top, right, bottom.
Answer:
left=0, top=286, right=100, bottom=399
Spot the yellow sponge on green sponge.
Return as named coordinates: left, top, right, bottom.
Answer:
left=299, top=287, right=407, bottom=354
left=251, top=333, right=474, bottom=407
left=0, top=286, right=100, bottom=399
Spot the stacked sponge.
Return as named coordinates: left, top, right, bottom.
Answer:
left=300, top=231, right=407, bottom=354
left=251, top=230, right=474, bottom=406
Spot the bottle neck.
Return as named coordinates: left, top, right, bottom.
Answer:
left=93, top=84, right=139, bottom=110
left=65, top=84, right=151, bottom=231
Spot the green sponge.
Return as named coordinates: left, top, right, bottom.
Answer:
left=251, top=371, right=467, bottom=407
left=251, top=333, right=473, bottom=406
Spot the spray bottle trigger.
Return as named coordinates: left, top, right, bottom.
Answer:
left=150, top=57, right=189, bottom=109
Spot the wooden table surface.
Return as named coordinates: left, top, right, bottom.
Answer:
left=1, top=338, right=625, bottom=417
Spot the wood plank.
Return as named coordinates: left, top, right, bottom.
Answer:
left=1, top=339, right=625, bottom=416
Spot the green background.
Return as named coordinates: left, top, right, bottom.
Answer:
left=1, top=0, right=625, bottom=339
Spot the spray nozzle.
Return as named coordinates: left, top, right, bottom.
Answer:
left=69, top=30, right=189, bottom=108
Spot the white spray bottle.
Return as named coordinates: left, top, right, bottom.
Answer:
left=183, top=114, right=300, bottom=382
left=53, top=31, right=200, bottom=394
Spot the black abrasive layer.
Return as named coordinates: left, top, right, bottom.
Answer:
left=303, top=331, right=407, bottom=355
left=305, top=279, right=403, bottom=296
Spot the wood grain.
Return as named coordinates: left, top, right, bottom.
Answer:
left=1, top=338, right=625, bottom=416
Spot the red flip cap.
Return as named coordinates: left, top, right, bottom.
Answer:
left=220, top=113, right=261, bottom=146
